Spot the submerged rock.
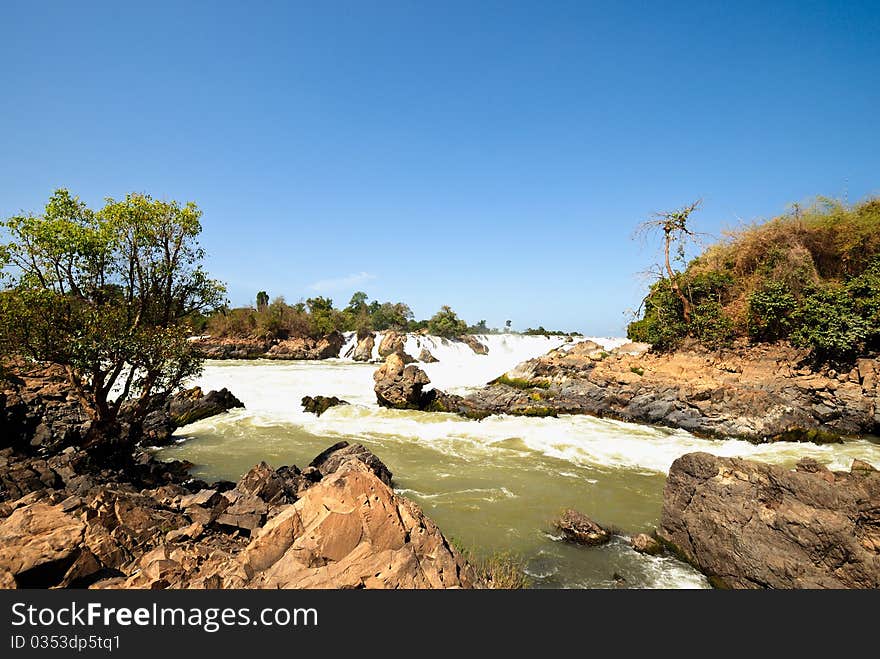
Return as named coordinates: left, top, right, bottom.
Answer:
left=301, top=395, right=348, bottom=417
left=659, top=452, right=880, bottom=588
left=555, top=509, right=610, bottom=546
left=630, top=533, right=663, bottom=556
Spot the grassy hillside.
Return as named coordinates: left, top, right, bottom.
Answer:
left=627, top=197, right=880, bottom=360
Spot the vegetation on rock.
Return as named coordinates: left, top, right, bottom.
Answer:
left=628, top=197, right=880, bottom=360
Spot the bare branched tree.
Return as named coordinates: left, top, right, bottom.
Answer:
left=633, top=200, right=703, bottom=323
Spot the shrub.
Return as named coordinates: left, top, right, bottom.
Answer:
left=747, top=281, right=796, bottom=342
left=789, top=285, right=870, bottom=360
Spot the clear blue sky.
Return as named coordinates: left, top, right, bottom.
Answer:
left=2, top=1, right=878, bottom=335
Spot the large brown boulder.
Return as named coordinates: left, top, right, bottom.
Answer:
left=659, top=452, right=880, bottom=589
left=242, top=460, right=477, bottom=588
left=378, top=331, right=406, bottom=358
left=374, top=353, right=431, bottom=409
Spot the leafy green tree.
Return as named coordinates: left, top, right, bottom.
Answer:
left=0, top=189, right=225, bottom=447
left=345, top=291, right=368, bottom=314
left=256, top=290, right=269, bottom=312
left=305, top=296, right=346, bottom=336
left=427, top=305, right=467, bottom=338
left=371, top=302, right=413, bottom=331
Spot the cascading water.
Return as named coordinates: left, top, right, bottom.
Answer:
left=157, top=333, right=880, bottom=589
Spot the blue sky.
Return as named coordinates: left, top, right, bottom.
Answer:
left=2, top=1, right=878, bottom=335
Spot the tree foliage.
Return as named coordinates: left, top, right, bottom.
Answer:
left=426, top=305, right=468, bottom=338
left=0, top=189, right=225, bottom=443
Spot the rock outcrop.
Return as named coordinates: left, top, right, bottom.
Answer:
left=1, top=364, right=95, bottom=453
left=352, top=332, right=375, bottom=362
left=1, top=364, right=245, bottom=450
left=378, top=331, right=406, bottom=358
left=555, top=509, right=610, bottom=546
left=659, top=452, right=880, bottom=589
left=301, top=396, right=348, bottom=417
left=0, top=441, right=477, bottom=590
left=191, top=338, right=271, bottom=359
left=193, top=332, right=346, bottom=361
left=169, top=387, right=244, bottom=427
left=374, top=353, right=432, bottom=410
left=266, top=331, right=345, bottom=360
left=630, top=533, right=662, bottom=555
left=462, top=340, right=880, bottom=441
left=243, top=460, right=475, bottom=589
left=133, top=386, right=245, bottom=446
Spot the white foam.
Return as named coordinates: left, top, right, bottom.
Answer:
left=181, top=359, right=880, bottom=475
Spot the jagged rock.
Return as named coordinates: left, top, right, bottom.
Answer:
left=353, top=332, right=375, bottom=362
left=419, top=348, right=439, bottom=363
left=0, top=503, right=87, bottom=588
left=309, top=441, right=393, bottom=487
left=0, top=364, right=93, bottom=453
left=216, top=491, right=268, bottom=534
left=179, top=489, right=230, bottom=525
left=659, top=452, right=880, bottom=589
left=374, top=353, right=431, bottom=409
left=460, top=335, right=489, bottom=355
left=234, top=461, right=304, bottom=504
left=555, top=509, right=610, bottom=546
left=630, top=533, right=663, bottom=555
left=242, top=460, right=477, bottom=588
left=301, top=395, right=348, bottom=417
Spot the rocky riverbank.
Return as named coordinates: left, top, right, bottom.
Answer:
left=0, top=362, right=481, bottom=589
left=458, top=339, right=880, bottom=442
left=0, top=441, right=478, bottom=589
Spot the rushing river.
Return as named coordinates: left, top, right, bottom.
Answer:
left=156, top=334, right=880, bottom=589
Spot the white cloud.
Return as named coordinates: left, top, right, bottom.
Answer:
left=308, top=271, right=377, bottom=292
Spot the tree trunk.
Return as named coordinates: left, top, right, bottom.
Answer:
left=664, top=230, right=692, bottom=323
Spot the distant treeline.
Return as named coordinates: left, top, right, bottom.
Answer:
left=197, top=292, right=578, bottom=340
left=628, top=197, right=880, bottom=361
